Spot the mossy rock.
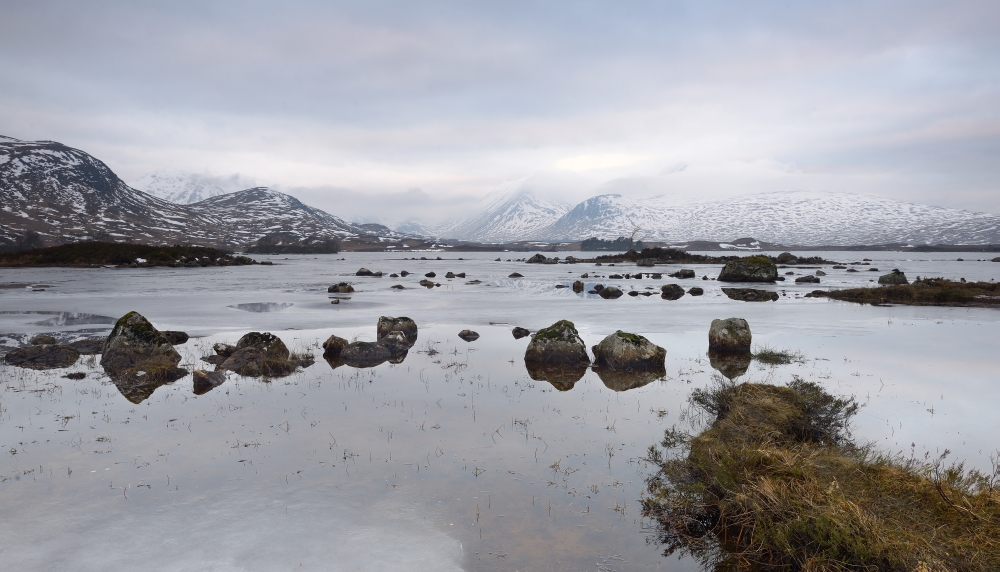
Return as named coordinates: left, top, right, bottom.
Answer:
left=591, top=330, right=666, bottom=372
left=525, top=320, right=590, bottom=366
left=708, top=318, right=752, bottom=353
left=322, top=335, right=348, bottom=357
left=878, top=270, right=909, bottom=285
left=101, top=311, right=182, bottom=375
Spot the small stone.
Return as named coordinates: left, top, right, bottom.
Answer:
left=512, top=327, right=531, bottom=339
left=688, top=287, right=704, bottom=296
left=458, top=330, right=480, bottom=342
left=509, top=272, right=523, bottom=278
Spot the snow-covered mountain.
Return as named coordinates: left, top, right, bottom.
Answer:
left=526, top=190, right=1000, bottom=246
left=444, top=179, right=571, bottom=243
left=0, top=136, right=380, bottom=250
left=130, top=169, right=229, bottom=204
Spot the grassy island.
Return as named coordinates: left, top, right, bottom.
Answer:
left=808, top=278, right=1000, bottom=307
left=0, top=242, right=257, bottom=268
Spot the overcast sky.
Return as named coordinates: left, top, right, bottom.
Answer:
left=2, top=0, right=999, bottom=222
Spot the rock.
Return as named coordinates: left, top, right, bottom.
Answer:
left=526, top=362, right=588, bottom=391
left=340, top=341, right=391, bottom=368
left=425, top=272, right=437, bottom=278
left=609, top=274, right=623, bottom=279
left=526, top=253, right=558, bottom=264
left=400, top=270, right=410, bottom=277
left=64, top=372, right=87, bottom=380
left=580, top=273, right=589, bottom=278
left=512, top=326, right=531, bottom=339
left=815, top=270, right=826, bottom=276
left=992, top=257, right=1000, bottom=262
left=508, top=272, right=523, bottom=278
left=29, top=334, right=58, bottom=345
left=688, top=287, right=704, bottom=296
left=660, top=284, right=685, bottom=300
left=869, top=268, right=880, bottom=272
left=192, top=370, right=226, bottom=395
left=465, top=279, right=482, bottom=285
left=708, top=318, right=752, bottom=353
left=101, top=311, right=185, bottom=381
left=878, top=270, right=909, bottom=285
left=378, top=331, right=411, bottom=360
left=785, top=271, right=795, bottom=275
left=377, top=316, right=418, bottom=345
left=524, top=320, right=590, bottom=367
left=593, top=284, right=604, bottom=291
left=4, top=344, right=80, bottom=369
left=419, top=279, right=434, bottom=288
left=219, top=332, right=296, bottom=378
left=555, top=284, right=568, bottom=289
left=591, top=331, right=666, bottom=371
left=391, top=284, right=405, bottom=289
left=163, top=331, right=189, bottom=345
left=70, top=338, right=104, bottom=355
left=636, top=259, right=655, bottom=267
left=322, top=335, right=348, bottom=357
left=572, top=280, right=584, bottom=293
left=707, top=350, right=752, bottom=379
left=458, top=330, right=480, bottom=342
left=456, top=272, right=466, bottom=278
left=833, top=265, right=846, bottom=269
left=717, top=257, right=778, bottom=282
left=328, top=282, right=355, bottom=293
left=445, top=272, right=456, bottom=278
left=775, top=252, right=798, bottom=264
left=795, top=275, right=820, bottom=283
left=669, top=269, right=695, bottom=279
left=628, top=290, right=639, bottom=297
left=356, top=268, right=383, bottom=277
left=721, top=288, right=779, bottom=302
left=389, top=273, right=399, bottom=278
left=846, top=268, right=858, bottom=273
left=213, top=342, right=236, bottom=357
left=775, top=277, right=785, bottom=281
left=599, top=286, right=624, bottom=299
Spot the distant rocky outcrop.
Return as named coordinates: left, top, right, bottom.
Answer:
left=722, top=288, right=779, bottom=302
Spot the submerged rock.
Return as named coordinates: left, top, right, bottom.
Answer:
left=70, top=338, right=104, bottom=355
left=591, top=331, right=666, bottom=371
left=707, top=349, right=752, bottom=379
left=512, top=326, right=531, bottom=339
left=163, top=330, right=189, bottom=345
left=708, top=318, right=752, bottom=353
left=220, top=332, right=297, bottom=378
left=458, top=329, right=480, bottom=342
left=524, top=320, right=590, bottom=367
left=101, top=311, right=185, bottom=381
left=878, top=270, right=909, bottom=285
left=721, top=288, right=779, bottom=302
left=192, top=369, right=226, bottom=395
left=717, top=257, right=778, bottom=282
left=29, top=334, right=58, bottom=345
left=340, top=341, right=391, bottom=368
left=328, top=282, right=355, bottom=293
left=4, top=344, right=80, bottom=370
left=525, top=362, right=588, bottom=391
left=377, top=316, right=418, bottom=345
left=661, top=284, right=685, bottom=300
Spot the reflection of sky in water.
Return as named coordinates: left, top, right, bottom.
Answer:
left=0, top=252, right=997, bottom=570
left=228, top=302, right=294, bottom=313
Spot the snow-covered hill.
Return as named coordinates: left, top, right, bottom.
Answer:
left=130, top=169, right=229, bottom=204
left=444, top=179, right=571, bottom=243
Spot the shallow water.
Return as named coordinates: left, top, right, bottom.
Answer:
left=1, top=251, right=998, bottom=571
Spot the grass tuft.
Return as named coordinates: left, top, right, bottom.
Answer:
left=752, top=345, right=804, bottom=365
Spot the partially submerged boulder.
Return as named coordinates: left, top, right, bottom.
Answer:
left=572, top=280, right=584, bottom=293
left=322, top=335, right=348, bottom=357
left=377, top=316, right=418, bottom=345
left=591, top=331, right=666, bottom=371
left=220, top=332, right=296, bottom=377
left=688, top=287, right=704, bottom=296
left=524, top=320, right=590, bottom=367
left=708, top=318, right=752, bottom=353
left=378, top=331, right=411, bottom=362
left=101, top=311, right=185, bottom=381
left=878, top=270, right=909, bottom=285
left=70, top=338, right=104, bottom=355
left=356, top=268, right=382, bottom=277
left=722, top=288, right=779, bottom=302
left=795, top=275, right=820, bottom=284
left=775, top=252, right=798, bottom=264
left=509, top=272, right=524, bottom=278
left=636, top=259, right=655, bottom=267
left=328, top=282, right=355, bottom=293
left=669, top=269, right=695, bottom=279
left=512, top=326, right=531, bottom=339
left=599, top=286, right=624, bottom=299
left=526, top=253, right=558, bottom=264
left=340, top=341, right=391, bottom=368
left=661, top=284, right=685, bottom=300
left=458, top=330, right=480, bottom=342
left=4, top=344, right=80, bottom=370
left=717, top=257, right=778, bottom=282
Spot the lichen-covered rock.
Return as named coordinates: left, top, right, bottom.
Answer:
left=29, top=334, right=58, bottom=345
left=328, top=282, right=355, bottom=293
left=661, top=284, right=685, bottom=300
left=163, top=330, right=189, bottom=345
left=101, top=311, right=184, bottom=381
left=591, top=331, right=665, bottom=371
left=717, top=257, right=778, bottom=282
left=340, top=341, right=391, bottom=368
left=512, top=326, right=531, bottom=339
left=4, top=344, right=80, bottom=370
left=707, top=349, right=752, bottom=379
left=213, top=343, right=236, bottom=357
left=458, top=330, right=480, bottom=342
left=377, top=316, right=418, bottom=345
left=599, top=286, right=623, bottom=299
left=721, top=288, right=779, bottom=302
left=322, top=335, right=348, bottom=357
left=524, top=320, right=590, bottom=366
left=878, top=270, right=909, bottom=285
left=220, top=332, right=296, bottom=377
left=572, top=280, right=584, bottom=293
left=708, top=318, right=752, bottom=353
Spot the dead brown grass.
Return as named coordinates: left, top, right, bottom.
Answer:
left=808, top=278, right=1000, bottom=308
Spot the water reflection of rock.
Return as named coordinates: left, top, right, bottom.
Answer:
left=594, top=365, right=665, bottom=392
left=111, top=370, right=186, bottom=404
left=525, top=362, right=588, bottom=391
left=227, top=303, right=294, bottom=313
left=192, top=370, right=226, bottom=395
left=708, top=350, right=751, bottom=379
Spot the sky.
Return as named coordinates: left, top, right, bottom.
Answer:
left=2, top=0, right=999, bottom=223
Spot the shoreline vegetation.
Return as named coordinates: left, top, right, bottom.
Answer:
left=0, top=242, right=258, bottom=268
left=808, top=278, right=1000, bottom=308
left=642, top=378, right=1000, bottom=571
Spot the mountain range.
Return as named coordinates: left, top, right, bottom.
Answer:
left=4, top=135, right=999, bottom=248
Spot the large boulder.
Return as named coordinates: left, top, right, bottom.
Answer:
left=795, top=275, right=820, bottom=284
left=4, top=344, right=80, bottom=370
left=524, top=320, right=590, bottom=366
left=661, top=284, right=685, bottom=300
left=591, top=331, right=666, bottom=371
left=717, top=257, right=778, bottom=282
left=220, top=332, right=296, bottom=377
left=878, top=270, right=909, bottom=285
left=526, top=253, right=558, bottom=264
left=669, top=269, right=695, bottom=279
left=70, top=338, right=104, bottom=355
left=377, top=331, right=411, bottom=363
left=636, top=259, right=655, bottom=267
left=377, top=316, right=418, bottom=345
left=708, top=318, right=752, bottom=353
left=322, top=335, right=348, bottom=357
left=722, top=287, right=779, bottom=302
left=101, top=311, right=185, bottom=381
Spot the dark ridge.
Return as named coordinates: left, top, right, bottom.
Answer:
left=0, top=242, right=256, bottom=268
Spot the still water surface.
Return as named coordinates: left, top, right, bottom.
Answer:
left=1, top=252, right=998, bottom=571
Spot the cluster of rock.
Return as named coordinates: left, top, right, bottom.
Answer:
left=204, top=332, right=310, bottom=378
left=322, top=316, right=419, bottom=369
left=526, top=254, right=559, bottom=264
